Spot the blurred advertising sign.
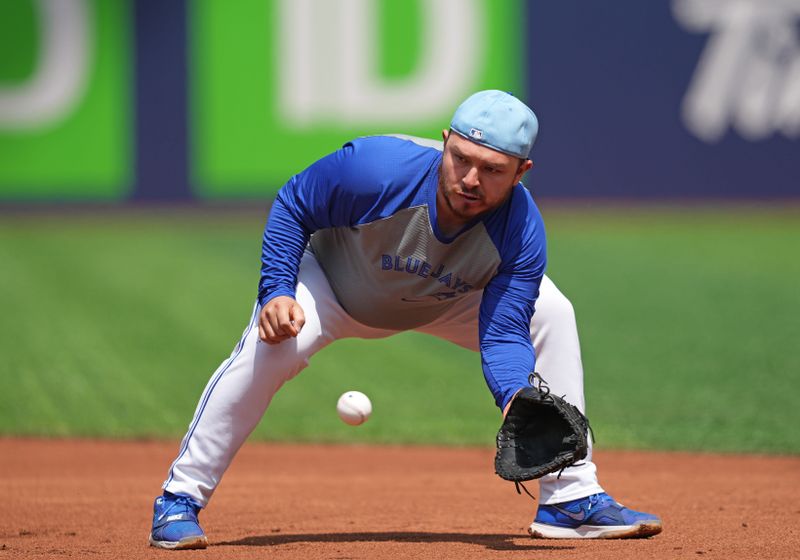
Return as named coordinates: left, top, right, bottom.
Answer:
left=0, top=0, right=131, bottom=200
left=526, top=0, right=799, bottom=198
left=673, top=0, right=800, bottom=143
left=191, top=0, right=523, bottom=197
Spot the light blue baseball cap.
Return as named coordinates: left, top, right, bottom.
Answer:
left=450, top=90, right=539, bottom=159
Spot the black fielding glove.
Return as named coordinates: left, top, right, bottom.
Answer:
left=495, top=373, right=592, bottom=483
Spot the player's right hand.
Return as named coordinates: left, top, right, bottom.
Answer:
left=259, top=296, right=306, bottom=345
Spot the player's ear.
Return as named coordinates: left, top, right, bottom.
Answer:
left=442, top=129, right=450, bottom=142
left=514, top=159, right=533, bottom=183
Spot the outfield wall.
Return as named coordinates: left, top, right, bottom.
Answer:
left=0, top=0, right=797, bottom=201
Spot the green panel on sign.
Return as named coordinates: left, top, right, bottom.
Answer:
left=0, top=0, right=132, bottom=199
left=377, top=0, right=423, bottom=80
left=0, top=0, right=38, bottom=82
left=191, top=0, right=523, bottom=198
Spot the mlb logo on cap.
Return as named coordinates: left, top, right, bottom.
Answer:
left=469, top=128, right=484, bottom=140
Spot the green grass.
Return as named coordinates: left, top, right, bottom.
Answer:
left=0, top=204, right=798, bottom=454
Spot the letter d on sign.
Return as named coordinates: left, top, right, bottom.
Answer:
left=0, top=0, right=90, bottom=130
left=277, top=0, right=480, bottom=126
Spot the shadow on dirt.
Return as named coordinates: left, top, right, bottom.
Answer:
left=218, top=531, right=574, bottom=552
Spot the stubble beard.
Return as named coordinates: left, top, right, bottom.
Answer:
left=437, top=163, right=475, bottom=223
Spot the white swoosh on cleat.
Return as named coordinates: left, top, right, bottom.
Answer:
left=552, top=506, right=588, bottom=521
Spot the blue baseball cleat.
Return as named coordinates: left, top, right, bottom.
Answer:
left=529, top=492, right=662, bottom=539
left=149, top=492, right=208, bottom=550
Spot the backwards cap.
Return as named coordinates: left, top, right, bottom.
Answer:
left=450, top=90, right=539, bottom=159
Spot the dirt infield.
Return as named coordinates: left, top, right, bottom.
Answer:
left=1, top=439, right=798, bottom=559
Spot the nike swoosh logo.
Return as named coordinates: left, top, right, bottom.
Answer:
left=552, top=505, right=588, bottom=521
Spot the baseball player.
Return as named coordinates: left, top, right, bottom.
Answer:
left=149, top=91, right=662, bottom=549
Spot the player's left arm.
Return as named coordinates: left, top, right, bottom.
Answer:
left=479, top=190, right=547, bottom=411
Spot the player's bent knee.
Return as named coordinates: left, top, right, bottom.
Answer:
left=537, top=281, right=576, bottom=328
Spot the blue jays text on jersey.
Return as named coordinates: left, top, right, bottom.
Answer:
left=382, top=254, right=474, bottom=291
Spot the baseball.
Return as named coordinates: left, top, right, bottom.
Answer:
left=336, top=391, right=372, bottom=426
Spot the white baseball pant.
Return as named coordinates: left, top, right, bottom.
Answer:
left=163, top=251, right=604, bottom=506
